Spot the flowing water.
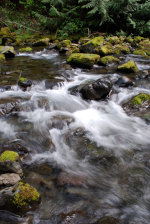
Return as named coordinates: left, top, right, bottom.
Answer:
left=0, top=48, right=150, bottom=224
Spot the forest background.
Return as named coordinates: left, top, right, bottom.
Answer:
left=0, top=0, right=150, bottom=40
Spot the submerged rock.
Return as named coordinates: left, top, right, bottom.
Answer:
left=0, top=46, right=15, bottom=58
left=67, top=53, right=100, bottom=68
left=79, top=79, right=112, bottom=100
left=115, top=76, right=133, bottom=87
left=94, top=216, right=122, bottom=224
left=118, top=60, right=139, bottom=73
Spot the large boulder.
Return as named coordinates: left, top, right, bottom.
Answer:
left=118, top=60, right=139, bottom=73
left=0, top=46, right=15, bottom=58
left=79, top=78, right=112, bottom=100
left=99, top=44, right=114, bottom=56
left=33, top=38, right=50, bottom=46
left=67, top=53, right=100, bottom=68
left=79, top=36, right=104, bottom=53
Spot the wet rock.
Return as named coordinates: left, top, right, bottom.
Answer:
left=94, top=216, right=122, bottom=224
left=67, top=53, right=100, bottom=68
left=0, top=186, right=14, bottom=207
left=33, top=38, right=50, bottom=46
left=0, top=173, right=20, bottom=186
left=45, top=78, right=64, bottom=89
left=18, top=77, right=32, bottom=89
left=0, top=99, right=20, bottom=117
left=57, top=171, right=86, bottom=187
left=2, top=141, right=29, bottom=156
left=115, top=76, right=134, bottom=87
left=79, top=78, right=112, bottom=100
left=61, top=210, right=88, bottom=224
left=0, top=85, right=11, bottom=91
left=118, top=60, right=139, bottom=73
left=0, top=46, right=15, bottom=58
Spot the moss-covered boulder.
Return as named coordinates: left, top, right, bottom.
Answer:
left=19, top=47, right=32, bottom=52
left=134, top=36, right=145, bottom=43
left=67, top=53, right=100, bottom=68
left=0, top=46, right=15, bottom=58
left=131, top=93, right=150, bottom=105
left=133, top=49, right=146, bottom=56
left=57, top=40, right=71, bottom=49
left=80, top=36, right=104, bottom=53
left=114, top=44, right=130, bottom=54
left=0, top=151, right=23, bottom=177
left=99, top=56, right=120, bottom=65
left=33, top=38, right=50, bottom=46
left=0, top=54, right=5, bottom=62
left=123, top=93, right=150, bottom=117
left=0, top=151, right=19, bottom=162
left=12, top=181, right=40, bottom=208
left=107, top=36, right=120, bottom=44
left=99, top=44, right=114, bottom=55
left=0, top=27, right=11, bottom=37
left=118, top=60, right=139, bottom=73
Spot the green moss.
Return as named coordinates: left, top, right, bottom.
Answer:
left=133, top=50, right=146, bottom=56
left=0, top=150, right=19, bottom=162
left=114, top=45, right=130, bottom=54
left=19, top=77, right=27, bottom=83
left=33, top=38, right=50, bottom=46
left=131, top=93, right=150, bottom=105
left=0, top=54, right=5, bottom=61
left=19, top=47, right=32, bottom=52
left=0, top=27, right=10, bottom=36
left=118, top=60, right=139, bottom=73
left=83, top=36, right=104, bottom=47
left=100, top=56, right=120, bottom=65
left=99, top=45, right=114, bottom=55
left=134, top=36, right=144, bottom=43
left=67, top=53, right=100, bottom=68
left=107, top=36, right=120, bottom=44
left=13, top=181, right=40, bottom=208
left=57, top=39, right=71, bottom=49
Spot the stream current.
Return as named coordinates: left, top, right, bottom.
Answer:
left=0, top=49, right=150, bottom=224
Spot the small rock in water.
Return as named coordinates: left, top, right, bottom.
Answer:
left=57, top=171, right=86, bottom=186
left=18, top=77, right=32, bottom=89
left=115, top=76, right=134, bottom=87
left=79, top=78, right=112, bottom=100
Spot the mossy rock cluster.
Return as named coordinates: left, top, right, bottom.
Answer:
left=57, top=39, right=71, bottom=49
left=118, top=60, right=139, bottom=73
left=67, top=53, right=100, bottom=68
left=79, top=36, right=104, bottom=54
left=33, top=38, right=50, bottom=46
